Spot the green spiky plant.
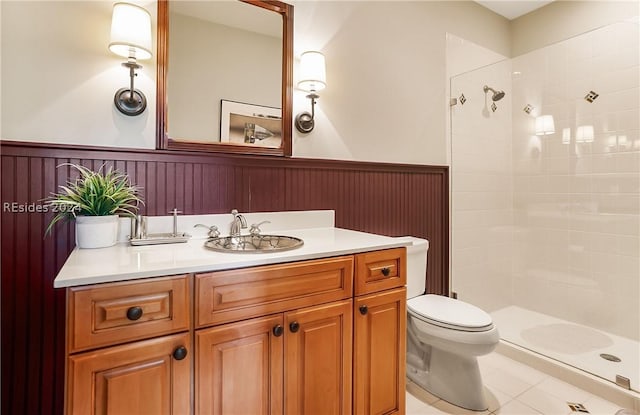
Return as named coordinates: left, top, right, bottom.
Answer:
left=45, top=163, right=143, bottom=235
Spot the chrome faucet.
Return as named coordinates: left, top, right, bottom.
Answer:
left=230, top=209, right=247, bottom=237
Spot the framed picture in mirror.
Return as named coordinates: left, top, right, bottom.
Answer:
left=220, top=100, right=282, bottom=148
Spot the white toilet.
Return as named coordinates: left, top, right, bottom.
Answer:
left=400, top=237, right=499, bottom=411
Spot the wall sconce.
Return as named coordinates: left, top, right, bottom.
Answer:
left=295, top=51, right=326, bottom=133
left=109, top=3, right=152, bottom=116
left=576, top=125, right=594, bottom=143
left=535, top=115, right=555, bottom=136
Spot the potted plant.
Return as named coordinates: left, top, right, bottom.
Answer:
left=45, top=163, right=143, bottom=249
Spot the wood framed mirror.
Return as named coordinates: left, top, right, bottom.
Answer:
left=156, top=0, right=293, bottom=156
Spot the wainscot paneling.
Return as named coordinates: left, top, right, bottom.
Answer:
left=0, top=140, right=448, bottom=414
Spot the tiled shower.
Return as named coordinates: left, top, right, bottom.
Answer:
left=451, top=20, right=639, bottom=393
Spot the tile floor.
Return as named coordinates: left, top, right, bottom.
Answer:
left=406, top=352, right=630, bottom=415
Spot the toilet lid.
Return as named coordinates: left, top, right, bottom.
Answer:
left=407, top=294, right=493, bottom=331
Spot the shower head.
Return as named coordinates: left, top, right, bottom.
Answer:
left=483, top=85, right=506, bottom=101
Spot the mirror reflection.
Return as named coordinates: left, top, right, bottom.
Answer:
left=166, top=1, right=283, bottom=149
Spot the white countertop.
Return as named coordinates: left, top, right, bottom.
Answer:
left=54, top=227, right=410, bottom=288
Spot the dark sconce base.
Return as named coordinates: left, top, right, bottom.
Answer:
left=114, top=87, right=147, bottom=116
left=114, top=60, right=146, bottom=116
left=295, top=92, right=319, bottom=133
left=295, top=112, right=314, bottom=133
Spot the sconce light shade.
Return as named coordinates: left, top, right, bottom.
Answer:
left=109, top=3, right=152, bottom=60
left=535, top=115, right=555, bottom=135
left=297, top=51, right=326, bottom=92
left=109, top=2, right=152, bottom=116
left=576, top=125, right=594, bottom=143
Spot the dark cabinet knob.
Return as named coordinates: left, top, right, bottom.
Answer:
left=173, top=346, right=188, bottom=361
left=381, top=267, right=391, bottom=277
left=289, top=321, right=300, bottom=333
left=126, top=306, right=143, bottom=321
left=273, top=325, right=284, bottom=337
left=359, top=305, right=368, bottom=315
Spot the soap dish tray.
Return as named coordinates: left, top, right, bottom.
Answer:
left=130, top=232, right=191, bottom=246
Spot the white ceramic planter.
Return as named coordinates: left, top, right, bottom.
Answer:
left=75, top=215, right=119, bottom=249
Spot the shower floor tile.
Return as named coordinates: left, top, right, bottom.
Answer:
left=406, top=352, right=632, bottom=415
left=491, top=306, right=640, bottom=393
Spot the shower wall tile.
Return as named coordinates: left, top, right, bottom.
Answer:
left=568, top=175, right=592, bottom=193
left=453, top=21, right=638, bottom=341
left=453, top=210, right=483, bottom=230
left=612, top=214, right=639, bottom=237
left=509, top=21, right=639, bottom=341
left=615, top=151, right=640, bottom=172
left=484, top=209, right=514, bottom=227
left=618, top=109, right=640, bottom=130
left=597, top=66, right=640, bottom=94
left=590, top=233, right=619, bottom=254
left=617, top=235, right=639, bottom=257
left=619, top=255, right=640, bottom=278
left=450, top=59, right=513, bottom=310
left=591, top=154, right=617, bottom=174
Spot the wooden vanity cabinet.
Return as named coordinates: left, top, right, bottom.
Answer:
left=195, top=256, right=354, bottom=415
left=64, top=275, right=191, bottom=414
left=64, top=248, right=406, bottom=415
left=354, top=248, right=407, bottom=415
left=354, top=288, right=406, bottom=415
left=196, top=300, right=353, bottom=415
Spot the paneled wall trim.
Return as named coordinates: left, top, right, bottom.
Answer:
left=0, top=140, right=448, bottom=414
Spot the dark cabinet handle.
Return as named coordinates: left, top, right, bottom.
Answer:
left=126, top=306, right=143, bottom=321
left=381, top=267, right=391, bottom=277
left=172, top=346, right=188, bottom=361
left=273, top=325, right=284, bottom=337
left=289, top=321, right=300, bottom=333
left=359, top=305, right=368, bottom=315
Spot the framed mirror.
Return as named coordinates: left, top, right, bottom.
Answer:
left=157, top=0, right=293, bottom=156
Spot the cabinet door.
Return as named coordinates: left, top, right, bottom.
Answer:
left=285, top=299, right=352, bottom=415
left=196, top=314, right=284, bottom=415
left=67, top=333, right=191, bottom=415
left=354, top=288, right=406, bottom=415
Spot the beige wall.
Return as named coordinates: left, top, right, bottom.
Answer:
left=168, top=13, right=281, bottom=142
left=511, top=1, right=639, bottom=56
left=4, top=1, right=635, bottom=164
left=0, top=1, right=510, bottom=166
left=291, top=1, right=510, bottom=164
left=0, top=1, right=158, bottom=149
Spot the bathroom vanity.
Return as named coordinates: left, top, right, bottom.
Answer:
left=55, top=212, right=408, bottom=415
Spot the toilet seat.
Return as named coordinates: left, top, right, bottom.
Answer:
left=407, top=294, right=493, bottom=332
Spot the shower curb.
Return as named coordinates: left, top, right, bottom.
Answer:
left=496, top=341, right=640, bottom=411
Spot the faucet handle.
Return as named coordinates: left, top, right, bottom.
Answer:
left=194, top=224, right=220, bottom=238
left=249, top=221, right=271, bottom=236
left=168, top=209, right=183, bottom=215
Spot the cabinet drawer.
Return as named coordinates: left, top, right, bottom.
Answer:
left=355, top=248, right=406, bottom=295
left=196, top=256, right=354, bottom=327
left=67, top=275, right=190, bottom=352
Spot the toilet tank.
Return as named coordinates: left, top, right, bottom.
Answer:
left=394, top=236, right=429, bottom=299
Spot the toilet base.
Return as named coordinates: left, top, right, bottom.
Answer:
left=407, top=347, right=488, bottom=411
